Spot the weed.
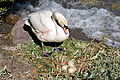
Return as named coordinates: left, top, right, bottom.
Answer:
left=23, top=38, right=120, bottom=80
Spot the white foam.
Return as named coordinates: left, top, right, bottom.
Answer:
left=18, top=0, right=120, bottom=47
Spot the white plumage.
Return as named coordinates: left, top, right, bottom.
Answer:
left=25, top=11, right=69, bottom=43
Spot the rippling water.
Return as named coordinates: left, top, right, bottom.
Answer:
left=0, top=0, right=119, bottom=47
left=15, top=0, right=120, bottom=47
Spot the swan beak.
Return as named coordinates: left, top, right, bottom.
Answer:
left=63, top=26, right=69, bottom=34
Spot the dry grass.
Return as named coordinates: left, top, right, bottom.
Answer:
left=23, top=38, right=120, bottom=80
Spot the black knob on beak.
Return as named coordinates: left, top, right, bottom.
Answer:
left=64, top=25, right=68, bottom=29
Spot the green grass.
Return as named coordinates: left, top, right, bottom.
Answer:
left=23, top=38, right=120, bottom=80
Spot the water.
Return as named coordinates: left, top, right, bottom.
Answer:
left=16, top=0, right=120, bottom=47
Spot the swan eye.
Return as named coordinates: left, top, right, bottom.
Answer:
left=64, top=25, right=68, bottom=29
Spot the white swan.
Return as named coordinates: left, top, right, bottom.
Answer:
left=25, top=10, right=69, bottom=42
left=24, top=11, right=69, bottom=54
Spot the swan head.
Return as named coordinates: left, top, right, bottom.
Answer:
left=51, top=12, right=69, bottom=34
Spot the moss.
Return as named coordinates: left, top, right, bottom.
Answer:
left=112, top=2, right=120, bottom=11
left=81, top=0, right=105, bottom=7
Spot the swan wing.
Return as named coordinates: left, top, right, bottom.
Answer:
left=28, top=11, right=55, bottom=33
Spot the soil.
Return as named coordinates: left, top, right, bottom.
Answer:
left=0, top=47, right=38, bottom=80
